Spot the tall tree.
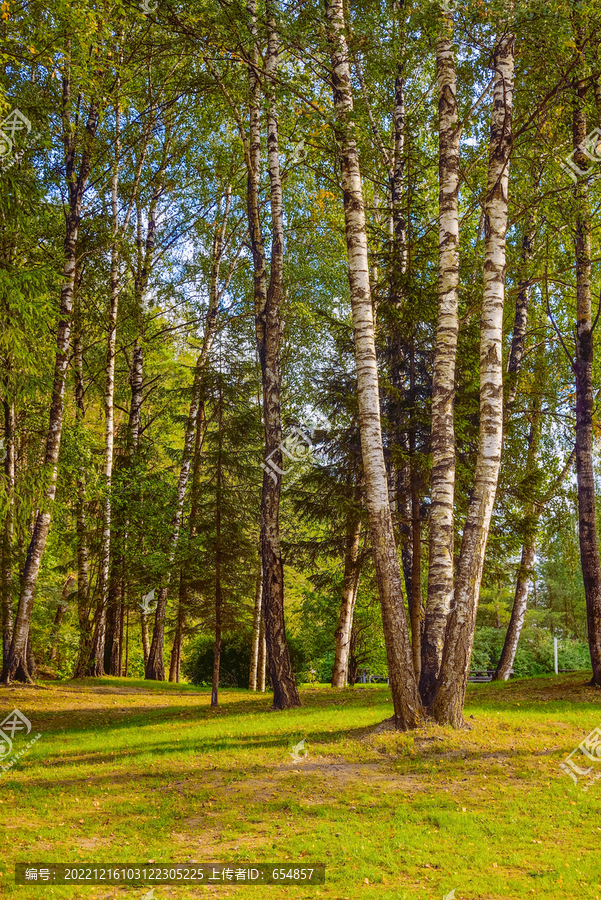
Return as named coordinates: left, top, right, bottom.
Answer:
left=419, top=8, right=460, bottom=706
left=1, top=396, right=14, bottom=666
left=1, top=42, right=100, bottom=682
left=254, top=3, right=301, bottom=709
left=430, top=29, right=515, bottom=726
left=570, top=22, right=601, bottom=685
left=325, top=0, right=423, bottom=728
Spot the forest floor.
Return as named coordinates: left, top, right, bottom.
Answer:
left=0, top=674, right=600, bottom=900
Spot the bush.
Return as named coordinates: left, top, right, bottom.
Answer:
left=184, top=631, right=253, bottom=687
left=470, top=626, right=591, bottom=677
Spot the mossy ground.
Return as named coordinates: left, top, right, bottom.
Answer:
left=1, top=673, right=600, bottom=899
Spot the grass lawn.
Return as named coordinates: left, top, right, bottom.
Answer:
left=1, top=674, right=600, bottom=899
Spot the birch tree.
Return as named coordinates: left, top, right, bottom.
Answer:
left=419, top=8, right=460, bottom=706
left=325, top=0, right=422, bottom=729
left=430, top=30, right=514, bottom=726
left=1, top=41, right=101, bottom=682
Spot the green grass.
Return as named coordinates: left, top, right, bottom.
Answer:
left=1, top=673, right=600, bottom=899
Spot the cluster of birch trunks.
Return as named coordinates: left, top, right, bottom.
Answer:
left=2, top=0, right=601, bottom=731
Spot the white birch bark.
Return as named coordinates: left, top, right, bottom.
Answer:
left=420, top=12, right=460, bottom=705
left=89, top=98, right=121, bottom=676
left=430, top=32, right=514, bottom=726
left=1, top=86, right=100, bottom=683
left=249, top=556, right=262, bottom=690
left=331, top=519, right=362, bottom=688
left=326, top=0, right=422, bottom=728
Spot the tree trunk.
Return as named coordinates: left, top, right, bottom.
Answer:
left=26, top=628, right=37, bottom=681
left=141, top=611, right=150, bottom=667
left=73, top=331, right=93, bottom=678
left=118, top=581, right=124, bottom=676
left=388, top=63, right=412, bottom=605
left=1, top=96, right=99, bottom=684
left=410, top=444, right=422, bottom=677
left=48, top=573, right=76, bottom=662
left=1, top=397, right=15, bottom=667
left=430, top=31, right=514, bottom=727
left=326, top=0, right=422, bottom=729
left=331, top=519, right=362, bottom=688
left=249, top=555, right=263, bottom=690
left=572, top=26, right=601, bottom=685
left=505, top=213, right=536, bottom=407
left=90, top=88, right=124, bottom=677
left=124, top=605, right=129, bottom=677
left=251, top=5, right=300, bottom=710
left=420, top=13, right=460, bottom=707
left=171, top=392, right=206, bottom=685
left=169, top=575, right=185, bottom=683
left=212, top=382, right=224, bottom=707
left=105, top=570, right=122, bottom=676
left=257, top=615, right=266, bottom=692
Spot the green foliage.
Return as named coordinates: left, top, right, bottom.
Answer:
left=184, top=631, right=253, bottom=688
left=471, top=626, right=591, bottom=678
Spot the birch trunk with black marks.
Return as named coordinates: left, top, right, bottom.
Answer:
left=572, top=27, right=601, bottom=685
left=419, top=13, right=460, bottom=707
left=1, top=397, right=15, bottom=667
left=1, top=92, right=99, bottom=684
left=430, top=32, right=514, bottom=726
left=326, top=0, right=422, bottom=729
left=102, top=100, right=153, bottom=677
left=505, top=214, right=536, bottom=407
left=211, top=387, right=224, bottom=707
left=249, top=555, right=263, bottom=690
left=89, top=116, right=121, bottom=676
left=331, top=518, right=362, bottom=687
left=409, top=348, right=423, bottom=678
left=141, top=612, right=150, bottom=666
left=388, top=68, right=413, bottom=605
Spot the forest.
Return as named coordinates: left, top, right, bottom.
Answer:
left=1, top=0, right=601, bottom=734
